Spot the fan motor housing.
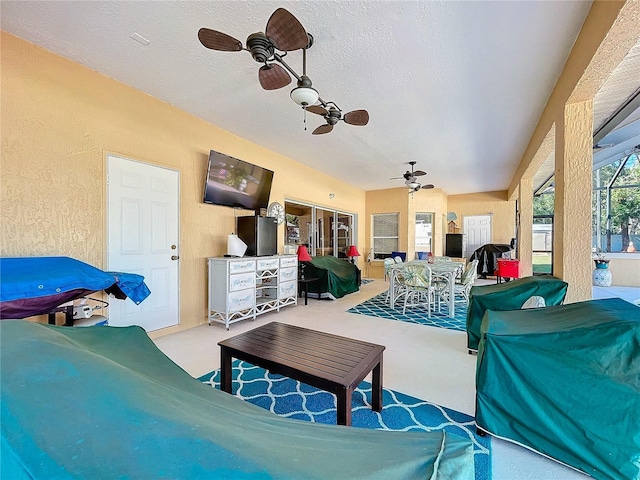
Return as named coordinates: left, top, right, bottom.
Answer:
left=247, top=33, right=274, bottom=63
left=327, top=108, right=341, bottom=125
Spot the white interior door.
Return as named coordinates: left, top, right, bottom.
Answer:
left=107, top=155, right=180, bottom=331
left=463, top=215, right=492, bottom=259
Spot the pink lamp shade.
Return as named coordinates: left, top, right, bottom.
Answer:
left=346, top=245, right=360, bottom=258
left=297, top=245, right=312, bottom=262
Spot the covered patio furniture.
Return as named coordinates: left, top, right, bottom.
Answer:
left=303, top=256, right=360, bottom=300
left=466, top=275, right=568, bottom=352
left=0, top=256, right=151, bottom=321
left=1, top=320, right=476, bottom=480
left=475, top=298, right=640, bottom=480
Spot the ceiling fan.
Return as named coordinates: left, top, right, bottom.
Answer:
left=197, top=8, right=368, bottom=133
left=389, top=161, right=434, bottom=193
left=305, top=105, right=369, bottom=135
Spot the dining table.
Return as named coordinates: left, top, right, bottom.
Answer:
left=387, top=260, right=464, bottom=317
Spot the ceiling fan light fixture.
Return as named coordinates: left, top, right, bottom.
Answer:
left=290, top=86, right=319, bottom=106
left=407, top=181, right=420, bottom=189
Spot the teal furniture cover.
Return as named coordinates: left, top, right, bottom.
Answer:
left=476, top=298, right=640, bottom=480
left=1, top=321, right=475, bottom=480
left=304, top=256, right=360, bottom=299
left=466, top=275, right=568, bottom=351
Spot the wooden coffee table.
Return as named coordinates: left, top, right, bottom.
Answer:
left=218, top=322, right=385, bottom=426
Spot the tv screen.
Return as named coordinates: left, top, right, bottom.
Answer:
left=203, top=150, right=274, bottom=211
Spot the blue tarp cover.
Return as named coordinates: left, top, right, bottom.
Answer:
left=0, top=256, right=150, bottom=318
left=1, top=321, right=475, bottom=479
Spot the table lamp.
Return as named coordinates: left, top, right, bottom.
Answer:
left=297, top=245, right=312, bottom=279
left=347, top=245, right=360, bottom=264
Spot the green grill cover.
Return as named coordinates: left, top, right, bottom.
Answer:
left=466, top=275, right=568, bottom=350
left=303, top=256, right=359, bottom=299
left=1, top=321, right=475, bottom=480
left=475, top=298, right=640, bottom=479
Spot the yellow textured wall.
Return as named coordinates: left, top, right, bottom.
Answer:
left=517, top=179, right=534, bottom=277
left=446, top=191, right=516, bottom=245
left=555, top=101, right=594, bottom=303
left=607, top=257, right=640, bottom=287
left=0, top=32, right=365, bottom=335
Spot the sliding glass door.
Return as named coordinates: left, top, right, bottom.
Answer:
left=284, top=201, right=355, bottom=258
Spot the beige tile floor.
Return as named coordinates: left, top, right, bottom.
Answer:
left=154, top=278, right=639, bottom=480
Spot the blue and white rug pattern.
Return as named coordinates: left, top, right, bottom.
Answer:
left=200, top=361, right=490, bottom=480
left=347, top=292, right=468, bottom=331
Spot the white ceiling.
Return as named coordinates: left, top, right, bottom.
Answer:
left=1, top=0, right=618, bottom=195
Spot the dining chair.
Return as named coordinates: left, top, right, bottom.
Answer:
left=383, top=258, right=395, bottom=281
left=397, top=264, right=434, bottom=316
left=386, top=266, right=407, bottom=307
left=453, top=259, right=479, bottom=306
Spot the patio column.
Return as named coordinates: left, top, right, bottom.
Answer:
left=554, top=100, right=593, bottom=302
left=518, top=178, right=533, bottom=277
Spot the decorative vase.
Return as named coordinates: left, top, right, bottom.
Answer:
left=592, top=260, right=612, bottom=287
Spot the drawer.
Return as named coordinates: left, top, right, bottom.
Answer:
left=279, top=280, right=297, bottom=299
left=227, top=290, right=255, bottom=312
left=279, top=267, right=297, bottom=282
left=229, top=260, right=256, bottom=274
left=229, top=272, right=255, bottom=292
left=257, top=258, right=279, bottom=270
left=280, top=256, right=298, bottom=268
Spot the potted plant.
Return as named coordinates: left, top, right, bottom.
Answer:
left=593, top=252, right=610, bottom=269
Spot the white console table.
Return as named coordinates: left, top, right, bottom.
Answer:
left=207, top=255, right=298, bottom=329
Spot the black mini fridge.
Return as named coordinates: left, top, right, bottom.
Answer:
left=445, top=233, right=465, bottom=258
left=237, top=216, right=277, bottom=256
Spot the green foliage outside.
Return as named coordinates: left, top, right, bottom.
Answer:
left=533, top=194, right=554, bottom=216
left=593, top=153, right=640, bottom=252
left=533, top=153, right=640, bottom=253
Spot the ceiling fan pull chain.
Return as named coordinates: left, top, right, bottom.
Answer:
left=303, top=106, right=307, bottom=131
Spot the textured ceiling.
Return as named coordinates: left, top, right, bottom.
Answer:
left=533, top=37, right=640, bottom=191
left=0, top=0, right=610, bottom=194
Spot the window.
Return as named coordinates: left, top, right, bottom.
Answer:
left=415, top=213, right=433, bottom=253
left=372, top=213, right=399, bottom=259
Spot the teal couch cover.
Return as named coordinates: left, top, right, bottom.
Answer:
left=466, top=275, right=568, bottom=351
left=303, top=255, right=360, bottom=299
left=476, top=298, right=640, bottom=480
left=1, top=321, right=475, bottom=480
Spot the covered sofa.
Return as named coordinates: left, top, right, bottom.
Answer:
left=475, top=298, right=640, bottom=480
left=1, top=320, right=474, bottom=479
left=303, top=255, right=360, bottom=299
left=466, top=275, right=568, bottom=351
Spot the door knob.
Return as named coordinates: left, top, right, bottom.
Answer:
left=171, top=255, right=180, bottom=261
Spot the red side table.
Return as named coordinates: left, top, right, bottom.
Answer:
left=496, top=259, right=520, bottom=283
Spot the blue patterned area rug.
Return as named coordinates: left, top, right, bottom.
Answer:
left=360, top=278, right=374, bottom=285
left=347, top=292, right=468, bottom=331
left=199, top=361, right=490, bottom=480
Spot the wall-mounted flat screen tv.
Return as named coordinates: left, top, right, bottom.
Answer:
left=203, top=150, right=274, bottom=212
